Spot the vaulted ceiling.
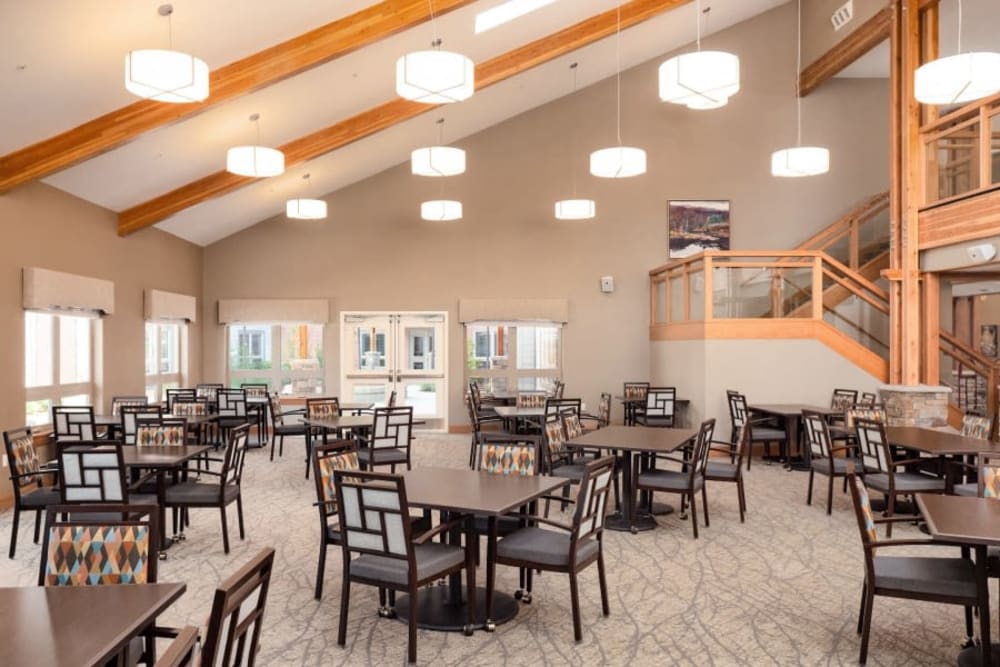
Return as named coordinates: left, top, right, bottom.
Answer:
left=4, top=0, right=797, bottom=246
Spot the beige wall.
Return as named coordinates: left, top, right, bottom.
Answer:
left=201, top=3, right=889, bottom=428
left=803, top=0, right=888, bottom=68
left=0, top=182, right=202, bottom=497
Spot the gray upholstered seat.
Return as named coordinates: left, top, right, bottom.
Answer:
left=552, top=463, right=587, bottom=480
left=349, top=543, right=465, bottom=586
left=863, top=472, right=945, bottom=493
left=873, top=556, right=978, bottom=598
left=473, top=515, right=523, bottom=536
left=358, top=448, right=408, bottom=465
left=20, top=487, right=61, bottom=508
left=496, top=526, right=599, bottom=567
left=811, top=458, right=852, bottom=474
left=752, top=427, right=785, bottom=441
left=164, top=481, right=239, bottom=504
left=637, top=469, right=704, bottom=493
left=706, top=460, right=739, bottom=480
left=953, top=482, right=978, bottom=497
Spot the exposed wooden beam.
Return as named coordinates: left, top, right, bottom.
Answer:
left=118, top=0, right=691, bottom=236
left=0, top=0, right=481, bottom=193
left=799, top=7, right=892, bottom=98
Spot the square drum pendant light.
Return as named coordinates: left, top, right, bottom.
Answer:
left=590, top=146, right=647, bottom=179
left=555, top=199, right=596, bottom=220
left=770, top=146, right=830, bottom=178
left=124, top=5, right=209, bottom=103
left=914, top=0, right=1000, bottom=105
left=286, top=198, right=327, bottom=220
left=658, top=3, right=740, bottom=110
left=421, top=200, right=463, bottom=221
left=396, top=48, right=474, bottom=103
left=226, top=114, right=284, bottom=178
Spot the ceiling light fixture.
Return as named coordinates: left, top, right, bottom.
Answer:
left=590, top=1, right=647, bottom=178
left=397, top=1, right=474, bottom=103
left=421, top=200, right=463, bottom=221
left=658, top=2, right=739, bottom=110
left=771, top=0, right=829, bottom=178
left=474, top=0, right=558, bottom=34
left=412, top=118, right=466, bottom=176
left=286, top=173, right=327, bottom=220
left=226, top=114, right=285, bottom=178
left=125, top=4, right=209, bottom=103
left=914, top=0, right=1000, bottom=105
left=556, top=63, right=595, bottom=220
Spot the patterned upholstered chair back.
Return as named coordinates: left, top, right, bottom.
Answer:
left=859, top=392, right=878, bottom=407
left=371, top=407, right=413, bottom=450
left=52, top=406, right=96, bottom=441
left=830, top=389, right=858, bottom=413
left=165, top=388, right=196, bottom=413
left=110, top=396, right=148, bottom=417
left=517, top=392, right=547, bottom=409
left=313, top=441, right=361, bottom=510
left=978, top=460, right=1000, bottom=499
left=552, top=380, right=565, bottom=399
left=200, top=548, right=275, bottom=667
left=597, top=393, right=612, bottom=427
left=120, top=405, right=163, bottom=445
left=854, top=418, right=890, bottom=474
left=845, top=405, right=887, bottom=428
left=563, top=414, right=584, bottom=440
left=39, top=503, right=158, bottom=586
left=963, top=414, right=994, bottom=441
left=545, top=419, right=566, bottom=459
left=333, top=470, right=414, bottom=564
left=544, top=398, right=581, bottom=425
left=172, top=398, right=207, bottom=417
left=135, top=418, right=186, bottom=447
left=196, top=383, right=223, bottom=402
left=571, top=456, right=616, bottom=542
left=803, top=411, right=832, bottom=460
left=217, top=389, right=247, bottom=418
left=623, top=382, right=649, bottom=401
left=241, top=383, right=269, bottom=399
left=644, top=387, right=676, bottom=419
left=848, top=474, right=879, bottom=547
left=58, top=443, right=128, bottom=504
left=476, top=434, right=540, bottom=476
left=3, top=427, right=42, bottom=488
left=307, top=397, right=341, bottom=421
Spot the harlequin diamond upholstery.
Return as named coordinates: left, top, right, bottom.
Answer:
left=308, top=401, right=340, bottom=419
left=44, top=525, right=151, bottom=586
left=136, top=425, right=185, bottom=447
left=10, top=434, right=41, bottom=486
left=962, top=415, right=993, bottom=441
left=854, top=477, right=878, bottom=544
left=545, top=421, right=565, bottom=457
left=318, top=452, right=360, bottom=502
left=563, top=415, right=584, bottom=440
left=982, top=465, right=1000, bottom=499
left=482, top=444, right=535, bottom=476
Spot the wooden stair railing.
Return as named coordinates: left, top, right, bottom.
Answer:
left=939, top=330, right=999, bottom=416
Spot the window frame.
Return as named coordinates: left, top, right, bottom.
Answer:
left=145, top=321, right=184, bottom=402
left=226, top=322, right=325, bottom=395
left=464, top=321, right=562, bottom=393
left=24, top=312, right=95, bottom=427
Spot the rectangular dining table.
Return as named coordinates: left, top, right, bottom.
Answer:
left=565, top=426, right=698, bottom=532
left=0, top=582, right=186, bottom=667
left=396, top=466, right=568, bottom=633
left=748, top=404, right=839, bottom=470
left=886, top=426, right=1000, bottom=457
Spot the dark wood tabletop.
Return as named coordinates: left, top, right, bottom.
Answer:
left=749, top=404, right=838, bottom=417
left=493, top=406, right=546, bottom=418
left=302, top=415, right=376, bottom=430
left=402, top=467, right=568, bottom=516
left=917, top=494, right=1000, bottom=546
left=886, top=426, right=1000, bottom=456
left=565, top=425, right=697, bottom=453
left=121, top=445, right=211, bottom=469
left=0, top=582, right=186, bottom=667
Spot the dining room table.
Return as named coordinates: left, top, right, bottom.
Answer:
left=917, top=493, right=999, bottom=666
left=0, top=582, right=186, bottom=667
left=565, top=425, right=698, bottom=533
left=748, top=403, right=840, bottom=470
left=395, top=466, right=568, bottom=633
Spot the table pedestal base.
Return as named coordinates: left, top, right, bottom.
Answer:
left=395, top=586, right=518, bottom=631
left=958, top=642, right=1000, bottom=666
left=604, top=511, right=657, bottom=533
left=648, top=501, right=675, bottom=516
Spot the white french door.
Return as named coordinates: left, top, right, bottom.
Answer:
left=340, top=312, right=447, bottom=429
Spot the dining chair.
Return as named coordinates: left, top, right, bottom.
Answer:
left=492, top=456, right=616, bottom=642
left=52, top=405, right=97, bottom=441
left=3, top=426, right=60, bottom=558
left=199, top=548, right=276, bottom=667
left=333, top=469, right=476, bottom=663
left=803, top=410, right=855, bottom=514
left=120, top=405, right=164, bottom=445
left=830, top=388, right=859, bottom=415
left=195, top=383, right=223, bottom=402
left=622, top=382, right=649, bottom=425
left=859, top=392, right=878, bottom=407
left=268, top=392, right=306, bottom=461
left=357, top=406, right=413, bottom=472
left=634, top=387, right=676, bottom=427
left=726, top=392, right=785, bottom=469
left=962, top=413, right=995, bottom=441
left=135, top=418, right=187, bottom=447
left=57, top=442, right=157, bottom=506
left=705, top=422, right=750, bottom=522
left=540, top=397, right=581, bottom=435
left=854, top=417, right=945, bottom=537
left=465, top=394, right=505, bottom=467
left=581, top=392, right=612, bottom=431
left=633, top=419, right=714, bottom=538
left=111, top=395, right=149, bottom=416
left=171, top=397, right=210, bottom=445
left=154, top=625, right=198, bottom=667
left=304, top=396, right=341, bottom=478
left=163, top=424, right=249, bottom=553
left=847, top=473, right=987, bottom=664
left=216, top=389, right=249, bottom=444
left=468, top=381, right=500, bottom=419
left=164, top=388, right=196, bottom=414
left=516, top=391, right=547, bottom=409
left=311, top=440, right=360, bottom=602
left=552, top=379, right=565, bottom=399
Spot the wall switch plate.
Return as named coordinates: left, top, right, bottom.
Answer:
left=600, top=276, right=614, bottom=293
left=831, top=0, right=853, bottom=31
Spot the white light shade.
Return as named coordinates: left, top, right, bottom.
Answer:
left=125, top=49, right=209, bottom=103
left=554, top=199, right=596, bottom=220
left=396, top=50, right=475, bottom=103
left=226, top=146, right=285, bottom=177
left=770, top=146, right=830, bottom=177
left=658, top=50, right=740, bottom=110
left=286, top=198, right=327, bottom=220
left=914, top=52, right=1000, bottom=105
left=421, top=200, right=463, bottom=221
left=411, top=146, right=466, bottom=176
left=589, top=146, right=647, bottom=178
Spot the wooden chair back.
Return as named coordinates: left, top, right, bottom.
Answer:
left=200, top=548, right=276, bottom=667
left=111, top=395, right=148, bottom=417
left=570, top=456, right=616, bottom=545
left=52, top=406, right=96, bottom=441
left=854, top=418, right=890, bottom=474
left=333, top=470, right=414, bottom=565
left=830, top=388, right=858, bottom=413
left=3, top=426, right=42, bottom=490
left=135, top=418, right=187, bottom=447
left=58, top=443, right=128, bottom=504
left=370, top=406, right=412, bottom=450
left=120, top=405, right=164, bottom=445
left=475, top=433, right=541, bottom=476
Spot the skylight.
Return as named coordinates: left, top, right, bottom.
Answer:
left=474, top=0, right=558, bottom=34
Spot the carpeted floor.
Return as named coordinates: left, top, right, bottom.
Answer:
left=0, top=433, right=984, bottom=666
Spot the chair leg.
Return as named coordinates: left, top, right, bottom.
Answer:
left=408, top=588, right=418, bottom=663
left=806, top=470, right=815, bottom=506
left=597, top=550, right=610, bottom=617
left=8, top=509, right=19, bottom=559
left=220, top=507, right=231, bottom=554
left=826, top=475, right=835, bottom=515
left=701, top=486, right=709, bottom=528
left=689, top=493, right=699, bottom=539
left=236, top=496, right=246, bottom=540
left=337, top=571, right=350, bottom=646
left=746, top=442, right=753, bottom=470
left=856, top=583, right=866, bottom=634
left=569, top=571, right=583, bottom=642
left=33, top=509, right=42, bottom=544
left=314, top=542, right=327, bottom=600
left=269, top=434, right=277, bottom=461
left=885, top=494, right=895, bottom=539
left=737, top=479, right=746, bottom=523
left=859, top=588, right=874, bottom=664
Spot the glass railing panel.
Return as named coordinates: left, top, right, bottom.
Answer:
left=670, top=276, right=684, bottom=322
left=711, top=266, right=788, bottom=319
left=777, top=267, right=814, bottom=317
left=654, top=280, right=667, bottom=324
left=824, top=235, right=850, bottom=266
left=688, top=271, right=705, bottom=320
left=822, top=294, right=890, bottom=360
left=927, top=120, right=981, bottom=201
left=991, top=111, right=1000, bottom=185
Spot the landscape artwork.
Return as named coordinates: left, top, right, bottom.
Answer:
left=668, top=200, right=731, bottom=259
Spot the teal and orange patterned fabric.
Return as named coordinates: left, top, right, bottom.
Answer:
left=136, top=424, right=185, bottom=447
left=846, top=407, right=886, bottom=428
left=318, top=451, right=360, bottom=503
left=545, top=420, right=565, bottom=457
left=10, top=433, right=41, bottom=486
left=44, top=525, right=151, bottom=586
left=308, top=400, right=340, bottom=420
left=853, top=477, right=878, bottom=544
left=981, top=465, right=1000, bottom=499
left=172, top=401, right=207, bottom=417
left=481, top=444, right=535, bottom=476
left=963, top=415, right=993, bottom=441
left=563, top=414, right=584, bottom=439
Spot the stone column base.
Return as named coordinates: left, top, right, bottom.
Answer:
left=878, top=384, right=951, bottom=428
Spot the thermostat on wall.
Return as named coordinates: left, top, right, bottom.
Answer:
left=600, top=276, right=614, bottom=293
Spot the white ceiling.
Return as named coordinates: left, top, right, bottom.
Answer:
left=6, top=0, right=780, bottom=245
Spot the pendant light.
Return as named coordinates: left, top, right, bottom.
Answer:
left=590, top=1, right=646, bottom=178
left=658, top=2, right=740, bottom=110
left=412, top=118, right=466, bottom=176
left=421, top=200, right=463, bottom=221
left=226, top=114, right=285, bottom=178
left=555, top=63, right=596, bottom=220
left=771, top=0, right=829, bottom=178
left=286, top=174, right=327, bottom=220
left=914, top=0, right=1000, bottom=105
left=125, top=4, right=208, bottom=103
left=396, top=1, right=474, bottom=104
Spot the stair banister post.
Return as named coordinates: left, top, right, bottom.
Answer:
left=704, top=255, right=714, bottom=321
left=812, top=255, right=824, bottom=320
left=849, top=217, right=860, bottom=270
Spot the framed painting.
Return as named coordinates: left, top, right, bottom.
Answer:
left=668, top=200, right=730, bottom=259
left=981, top=324, right=997, bottom=358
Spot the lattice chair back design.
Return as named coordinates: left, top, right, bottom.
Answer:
left=963, top=414, right=994, bottom=441
left=854, top=418, right=890, bottom=474
left=477, top=434, right=539, bottom=477
left=803, top=412, right=832, bottom=462
left=172, top=398, right=208, bottom=417
left=165, top=388, right=196, bottom=413
left=572, top=455, right=616, bottom=541
left=217, top=389, right=248, bottom=418
left=52, top=406, right=96, bottom=441
left=639, top=387, right=676, bottom=426
left=830, top=388, right=858, bottom=413
left=196, top=383, right=223, bottom=402
left=39, top=503, right=159, bottom=586
left=517, top=392, right=547, bottom=409
left=372, top=406, right=412, bottom=450
left=135, top=419, right=186, bottom=447
left=859, top=391, right=878, bottom=407
left=120, top=405, right=163, bottom=445
left=110, top=395, right=148, bottom=417
left=58, top=444, right=128, bottom=503
left=727, top=392, right=749, bottom=430
left=200, top=548, right=276, bottom=667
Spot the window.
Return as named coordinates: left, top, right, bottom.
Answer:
left=465, top=322, right=560, bottom=394
left=25, top=312, right=94, bottom=427
left=145, top=322, right=182, bottom=402
left=227, top=323, right=324, bottom=395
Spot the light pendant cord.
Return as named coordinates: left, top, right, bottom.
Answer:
left=957, top=0, right=963, bottom=54
left=570, top=63, right=579, bottom=195
left=615, top=0, right=622, bottom=146
left=428, top=0, right=439, bottom=47
left=795, top=0, right=802, bottom=147
left=696, top=0, right=702, bottom=51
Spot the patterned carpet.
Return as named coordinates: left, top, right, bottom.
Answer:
left=0, top=433, right=984, bottom=666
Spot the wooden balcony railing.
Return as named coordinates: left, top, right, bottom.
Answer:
left=939, top=330, right=999, bottom=415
